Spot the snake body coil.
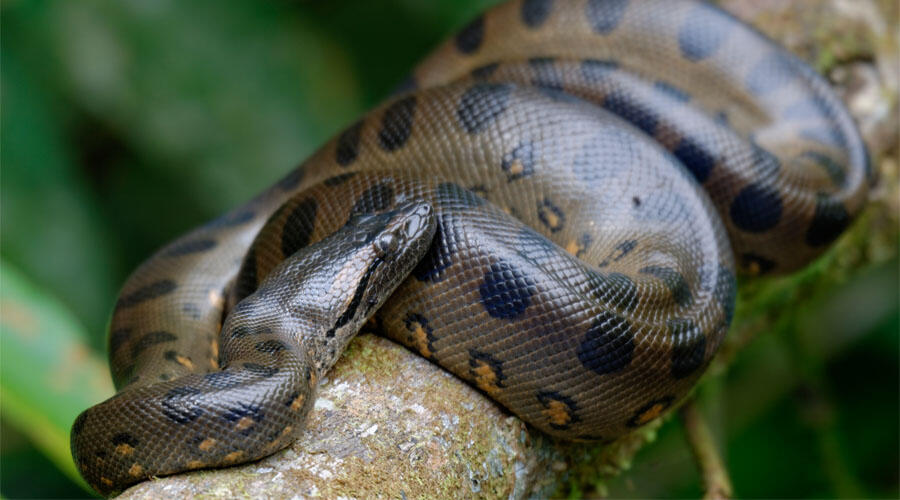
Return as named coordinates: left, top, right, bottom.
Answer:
left=71, top=0, right=869, bottom=495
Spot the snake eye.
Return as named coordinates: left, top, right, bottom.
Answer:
left=373, top=233, right=399, bottom=258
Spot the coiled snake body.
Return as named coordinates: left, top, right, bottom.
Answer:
left=71, top=0, right=870, bottom=495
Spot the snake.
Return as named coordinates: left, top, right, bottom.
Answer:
left=70, top=0, right=870, bottom=496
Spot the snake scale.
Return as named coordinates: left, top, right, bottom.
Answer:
left=71, top=0, right=870, bottom=495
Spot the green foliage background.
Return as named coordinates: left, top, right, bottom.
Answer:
left=1, top=1, right=897, bottom=498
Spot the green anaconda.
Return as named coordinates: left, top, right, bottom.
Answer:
left=71, top=0, right=870, bottom=495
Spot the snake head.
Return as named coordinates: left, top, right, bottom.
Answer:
left=221, top=198, right=437, bottom=375
left=331, top=200, right=437, bottom=330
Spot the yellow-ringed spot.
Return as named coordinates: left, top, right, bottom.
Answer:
left=128, top=463, right=144, bottom=478
left=165, top=350, right=195, bottom=370
left=468, top=350, right=506, bottom=397
left=198, top=437, right=217, bottom=452
left=262, top=425, right=295, bottom=453
left=565, top=234, right=593, bottom=258
left=112, top=433, right=137, bottom=457
left=403, top=312, right=435, bottom=358
left=537, top=198, right=565, bottom=232
left=234, top=416, right=255, bottom=432
left=537, top=391, right=580, bottom=430
left=290, top=393, right=305, bottom=412
left=626, top=395, right=676, bottom=428
left=223, top=403, right=265, bottom=436
left=115, top=443, right=134, bottom=457
left=223, top=451, right=244, bottom=463
left=501, top=141, right=536, bottom=182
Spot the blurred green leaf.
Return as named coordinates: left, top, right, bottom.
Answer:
left=0, top=41, right=119, bottom=343
left=0, top=260, right=114, bottom=492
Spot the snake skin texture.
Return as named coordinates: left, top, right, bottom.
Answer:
left=71, top=0, right=870, bottom=495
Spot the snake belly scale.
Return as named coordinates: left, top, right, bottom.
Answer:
left=71, top=0, right=869, bottom=495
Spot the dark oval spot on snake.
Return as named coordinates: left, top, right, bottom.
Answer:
left=577, top=310, right=635, bottom=375
left=323, top=172, right=358, bottom=187
left=111, top=432, right=138, bottom=447
left=653, top=81, right=691, bottom=103
left=378, top=95, right=417, bottom=152
left=162, top=386, right=204, bottom=424
left=603, top=90, right=659, bottom=136
left=109, top=328, right=132, bottom=355
left=581, top=59, right=618, bottom=82
left=806, top=195, right=850, bottom=247
left=677, top=3, right=733, bottom=61
left=529, top=57, right=563, bottom=92
left=255, top=339, right=289, bottom=354
left=585, top=0, right=628, bottom=34
left=729, top=183, right=783, bottom=233
left=116, top=280, right=177, bottom=309
left=668, top=318, right=706, bottom=379
left=203, top=371, right=242, bottom=390
left=229, top=324, right=273, bottom=340
left=471, top=62, right=500, bottom=80
left=351, top=182, right=395, bottom=216
left=335, top=121, right=363, bottom=167
left=455, top=15, right=484, bottom=54
left=479, top=260, right=537, bottom=319
left=163, top=238, right=217, bottom=257
left=672, top=135, right=716, bottom=183
left=746, top=51, right=797, bottom=96
left=502, top=141, right=536, bottom=182
left=457, top=83, right=513, bottom=134
left=281, top=197, right=318, bottom=257
left=130, top=331, right=178, bottom=359
left=521, top=0, right=554, bottom=27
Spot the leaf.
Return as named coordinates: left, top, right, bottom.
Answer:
left=0, top=260, right=114, bottom=492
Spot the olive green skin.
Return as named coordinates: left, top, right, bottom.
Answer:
left=71, top=0, right=869, bottom=496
